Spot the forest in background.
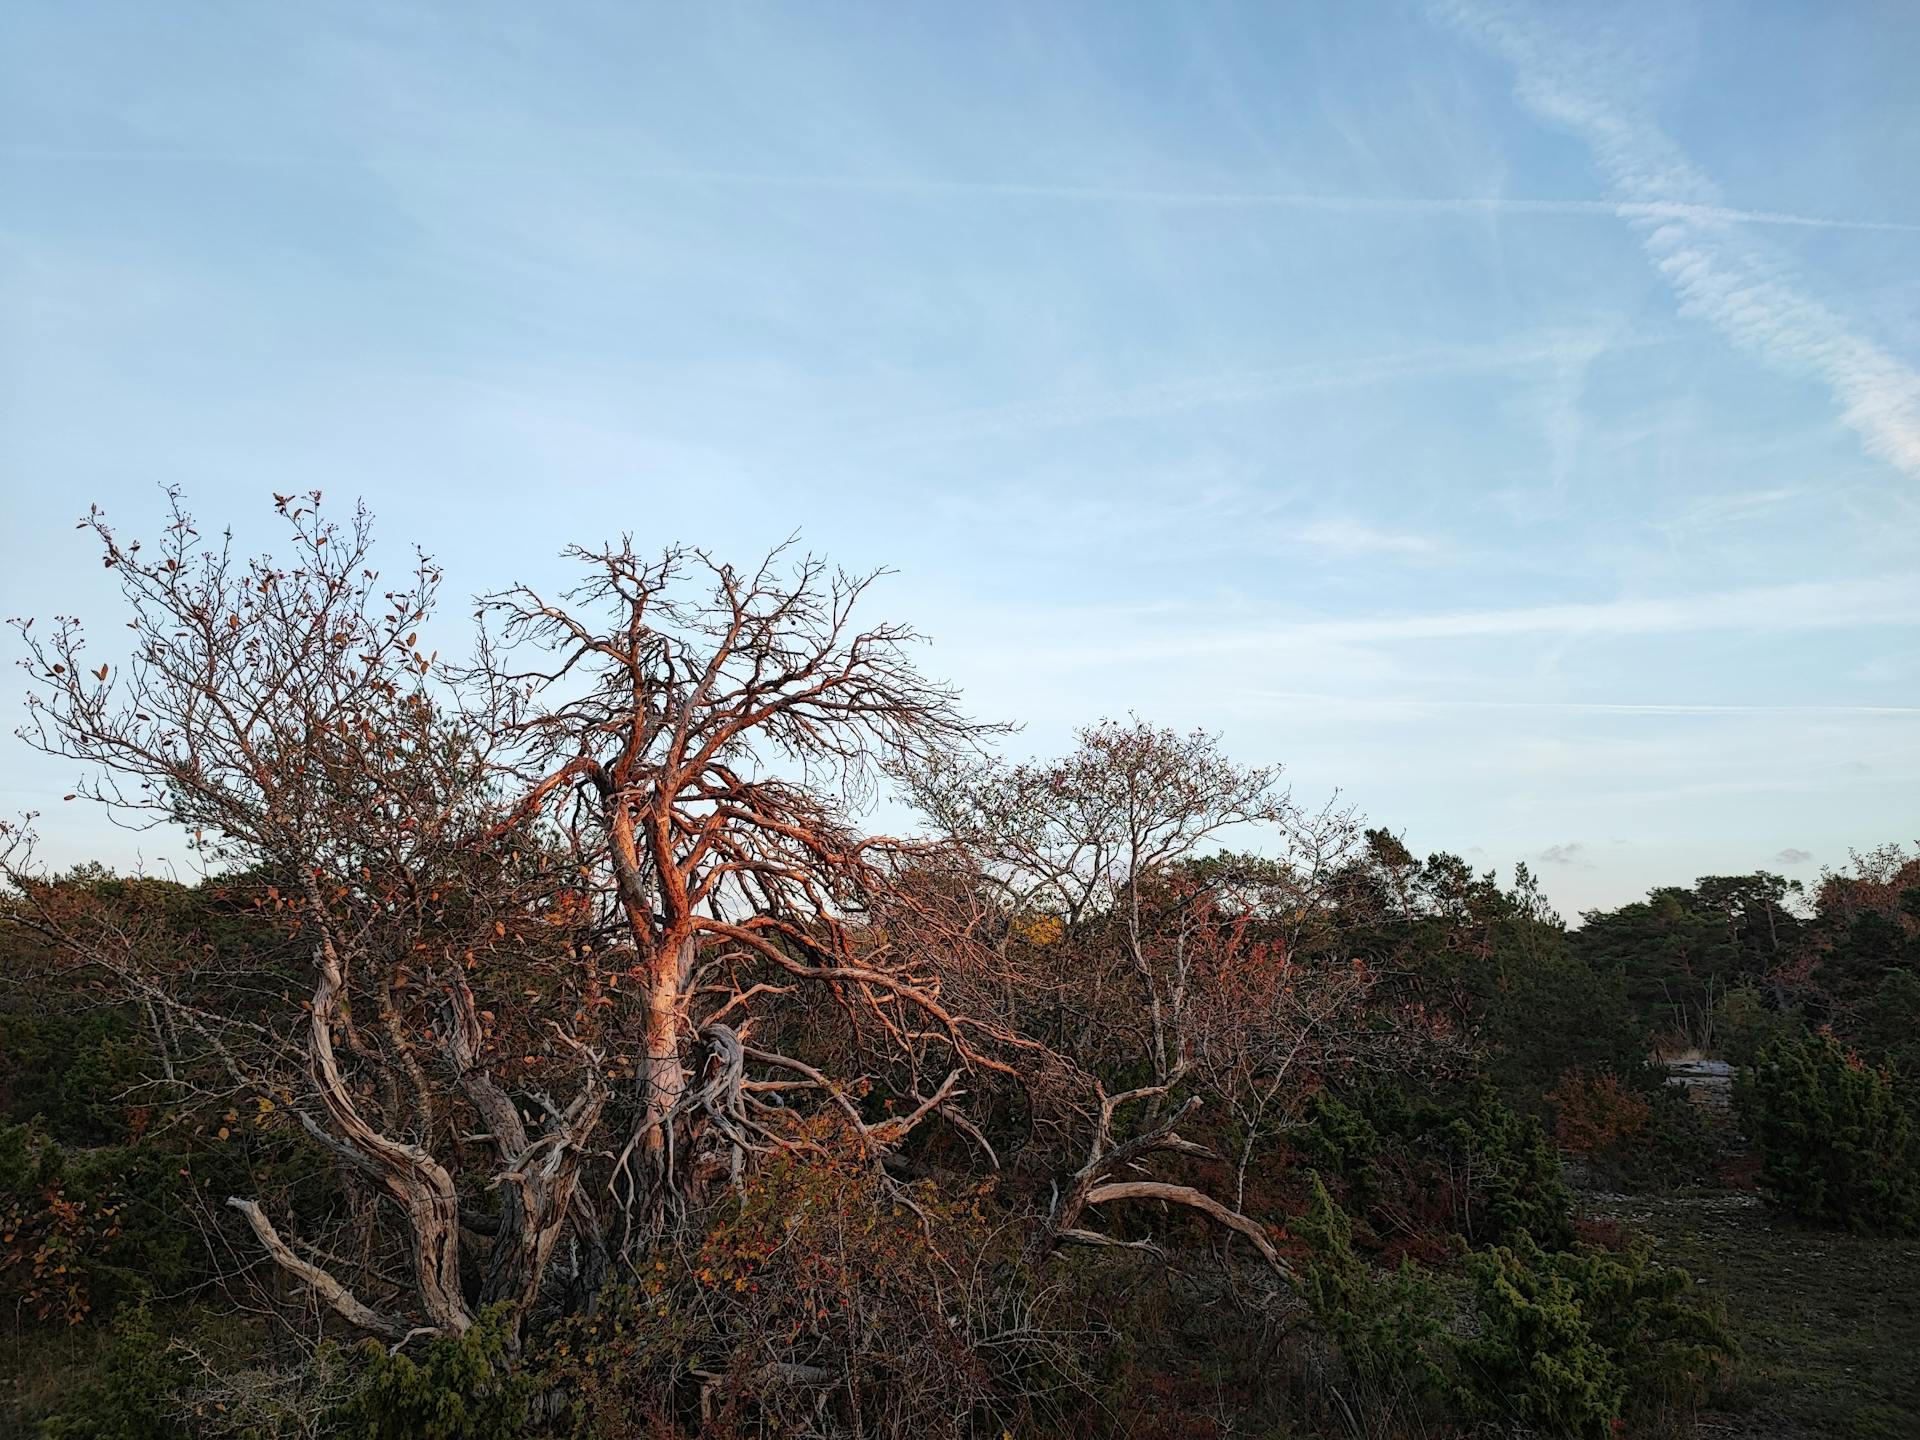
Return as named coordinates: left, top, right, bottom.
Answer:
left=2, top=495, right=1916, bottom=1440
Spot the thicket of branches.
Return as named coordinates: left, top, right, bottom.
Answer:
left=4, top=494, right=1403, bottom=1340
left=18, top=493, right=1891, bottom=1438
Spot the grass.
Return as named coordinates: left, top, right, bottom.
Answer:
left=0, top=1311, right=114, bottom=1433
left=1593, top=1187, right=1920, bottom=1439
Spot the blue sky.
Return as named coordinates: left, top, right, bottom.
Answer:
left=3, top=1, right=1917, bottom=915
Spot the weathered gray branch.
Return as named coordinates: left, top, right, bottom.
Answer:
left=226, top=1197, right=415, bottom=1342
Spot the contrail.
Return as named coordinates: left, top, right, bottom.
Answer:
left=564, top=167, right=1920, bottom=234
left=5, top=145, right=1916, bottom=233
left=1435, top=0, right=1920, bottom=479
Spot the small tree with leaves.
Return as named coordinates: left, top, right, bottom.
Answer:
left=906, top=720, right=1434, bottom=1274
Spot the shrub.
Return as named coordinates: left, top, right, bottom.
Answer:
left=534, top=1126, right=1084, bottom=1439
left=1454, top=1234, right=1731, bottom=1438
left=1, top=1123, right=128, bottom=1325
left=1622, top=1085, right=1715, bottom=1189
left=1472, top=943, right=1651, bottom=1104
left=0, top=1008, right=153, bottom=1146
left=1713, top=983, right=1805, bottom=1067
left=38, top=1300, right=190, bottom=1440
left=1446, top=1081, right=1575, bottom=1248
left=1294, top=1173, right=1445, bottom=1397
left=333, top=1307, right=532, bottom=1440
left=1546, top=1068, right=1651, bottom=1158
left=0, top=1122, right=198, bottom=1324
left=1739, top=1031, right=1920, bottom=1233
left=1855, top=967, right=1920, bottom=1079
left=1302, top=1081, right=1577, bottom=1254
left=1546, top=1068, right=1712, bottom=1191
left=1299, top=1088, right=1387, bottom=1179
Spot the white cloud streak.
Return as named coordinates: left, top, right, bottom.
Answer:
left=1215, top=575, right=1916, bottom=648
left=977, top=575, right=1920, bottom=669
left=1435, top=1, right=1920, bottom=479
left=592, top=169, right=1920, bottom=234
left=876, top=330, right=1642, bottom=447
left=1235, top=693, right=1920, bottom=718
left=7, top=147, right=1916, bottom=233
left=924, top=483, right=1454, bottom=563
left=1292, top=519, right=1449, bottom=558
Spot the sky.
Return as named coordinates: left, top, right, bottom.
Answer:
left=3, top=1, right=1917, bottom=917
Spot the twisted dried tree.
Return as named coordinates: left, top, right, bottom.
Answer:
left=475, top=536, right=1016, bottom=1255
left=6, top=491, right=1010, bottom=1347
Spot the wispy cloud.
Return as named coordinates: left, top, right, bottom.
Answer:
left=1661, top=487, right=1809, bottom=532
left=1292, top=520, right=1449, bottom=558
left=969, top=575, right=1920, bottom=672
left=923, top=482, right=1456, bottom=565
left=876, top=330, right=1642, bottom=448
left=1205, top=576, right=1917, bottom=651
left=1773, top=848, right=1814, bottom=865
left=1436, top=1, right=1920, bottom=480
left=1234, top=693, right=1920, bottom=719
left=1538, top=841, right=1592, bottom=866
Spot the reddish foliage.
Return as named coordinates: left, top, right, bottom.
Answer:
left=1547, top=1069, right=1652, bottom=1157
left=1572, top=1213, right=1633, bottom=1251
left=1814, top=844, right=1920, bottom=935
left=0, top=1182, right=123, bottom=1325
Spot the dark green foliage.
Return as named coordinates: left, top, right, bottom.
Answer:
left=0, top=1116, right=39, bottom=1192
left=1469, top=942, right=1650, bottom=1111
left=1615, top=1084, right=1715, bottom=1190
left=1808, top=901, right=1920, bottom=1046
left=1855, top=966, right=1920, bottom=1079
left=333, top=1309, right=533, bottom=1440
left=38, top=1301, right=190, bottom=1440
left=1, top=1119, right=201, bottom=1319
left=0, top=876, right=341, bottom=1332
left=4, top=1125, right=137, bottom=1322
left=1298, top=1088, right=1386, bottom=1179
left=1739, top=1031, right=1920, bottom=1233
left=1456, top=1239, right=1623, bottom=1435
left=1303, top=1080, right=1576, bottom=1251
left=1575, top=872, right=1803, bottom=1048
left=1292, top=1163, right=1731, bottom=1439
left=1331, top=841, right=1653, bottom=1114
left=1454, top=1234, right=1731, bottom=1439
left=1294, top=1173, right=1445, bottom=1395
left=1713, top=981, right=1807, bottom=1067
left=1543, top=1066, right=1717, bottom=1193
left=1446, top=1081, right=1575, bottom=1248
left=0, top=1006, right=152, bottom=1145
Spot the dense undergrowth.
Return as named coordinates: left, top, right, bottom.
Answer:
left=9, top=835, right=1914, bottom=1438
left=3, top=503, right=1916, bottom=1439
